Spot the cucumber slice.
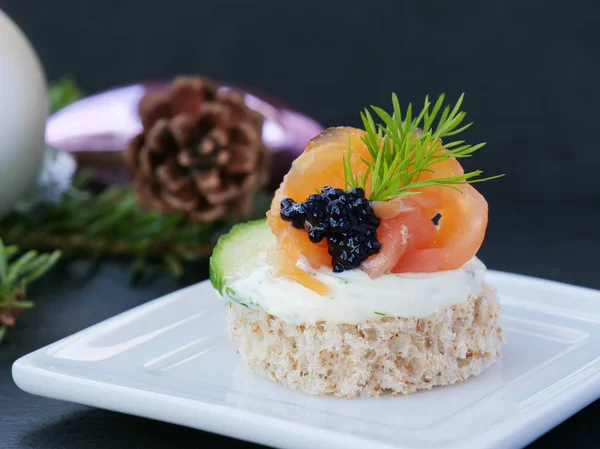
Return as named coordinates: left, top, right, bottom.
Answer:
left=209, top=218, right=275, bottom=295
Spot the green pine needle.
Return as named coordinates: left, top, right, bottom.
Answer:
left=0, top=239, right=61, bottom=344
left=344, top=93, right=503, bottom=201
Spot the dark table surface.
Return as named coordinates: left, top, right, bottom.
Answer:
left=1, top=198, right=599, bottom=449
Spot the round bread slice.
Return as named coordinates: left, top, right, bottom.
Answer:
left=227, top=284, right=503, bottom=398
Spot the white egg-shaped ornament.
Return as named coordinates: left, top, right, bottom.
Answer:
left=0, top=10, right=48, bottom=218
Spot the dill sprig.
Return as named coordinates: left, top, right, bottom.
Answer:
left=343, top=93, right=502, bottom=201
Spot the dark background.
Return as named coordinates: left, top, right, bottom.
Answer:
left=0, top=0, right=599, bottom=448
left=3, top=0, right=600, bottom=202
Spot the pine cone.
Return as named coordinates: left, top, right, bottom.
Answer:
left=124, top=76, right=269, bottom=222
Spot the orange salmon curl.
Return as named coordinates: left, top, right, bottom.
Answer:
left=266, top=127, right=488, bottom=294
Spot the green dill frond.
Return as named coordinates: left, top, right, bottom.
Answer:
left=344, top=93, right=503, bottom=201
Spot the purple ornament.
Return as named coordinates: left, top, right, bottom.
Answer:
left=45, top=80, right=324, bottom=189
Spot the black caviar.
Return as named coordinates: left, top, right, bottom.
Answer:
left=280, top=186, right=381, bottom=272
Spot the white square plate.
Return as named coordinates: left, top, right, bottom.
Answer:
left=12, top=271, right=600, bottom=449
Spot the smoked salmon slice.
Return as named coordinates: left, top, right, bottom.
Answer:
left=266, top=126, right=488, bottom=292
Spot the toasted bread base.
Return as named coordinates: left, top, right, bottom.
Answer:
left=227, top=284, right=503, bottom=398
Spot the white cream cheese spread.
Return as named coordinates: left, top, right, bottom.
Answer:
left=222, top=253, right=486, bottom=324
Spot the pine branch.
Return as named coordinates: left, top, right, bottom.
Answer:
left=0, top=229, right=214, bottom=259
left=0, top=172, right=271, bottom=280
left=0, top=240, right=61, bottom=344
left=48, top=74, right=84, bottom=113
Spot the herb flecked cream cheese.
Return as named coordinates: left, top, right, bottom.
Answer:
left=222, top=254, right=486, bottom=324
